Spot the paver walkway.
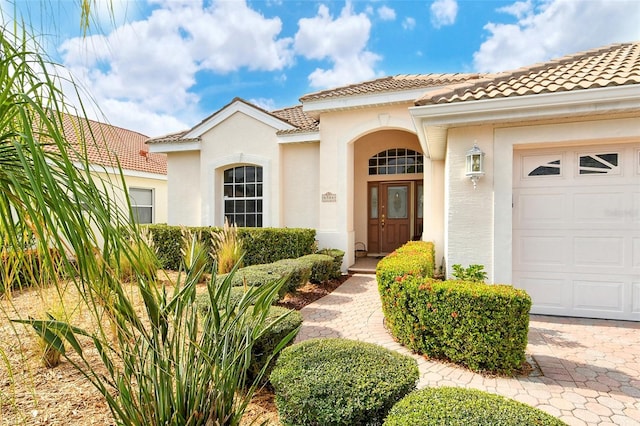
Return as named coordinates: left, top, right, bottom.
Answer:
left=295, top=274, right=640, bottom=426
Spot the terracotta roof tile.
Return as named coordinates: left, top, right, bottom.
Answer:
left=272, top=105, right=319, bottom=134
left=57, top=114, right=166, bottom=175
left=300, top=73, right=485, bottom=102
left=146, top=130, right=193, bottom=144
left=416, top=42, right=640, bottom=105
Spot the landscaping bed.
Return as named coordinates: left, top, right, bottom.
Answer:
left=0, top=272, right=348, bottom=426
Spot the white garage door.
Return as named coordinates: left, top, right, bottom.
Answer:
left=513, top=143, right=640, bottom=321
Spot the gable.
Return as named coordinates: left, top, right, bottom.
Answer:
left=183, top=98, right=295, bottom=140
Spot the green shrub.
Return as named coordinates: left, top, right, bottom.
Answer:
left=271, top=338, right=419, bottom=426
left=194, top=298, right=302, bottom=386
left=218, top=263, right=298, bottom=300
left=145, top=225, right=316, bottom=270
left=375, top=241, right=435, bottom=284
left=317, top=248, right=344, bottom=278
left=298, top=253, right=334, bottom=283
left=143, top=224, right=183, bottom=270
left=452, top=264, right=487, bottom=282
left=384, top=387, right=567, bottom=425
left=238, top=227, right=316, bottom=265
left=249, top=306, right=303, bottom=385
left=273, top=259, right=312, bottom=293
left=380, top=276, right=531, bottom=374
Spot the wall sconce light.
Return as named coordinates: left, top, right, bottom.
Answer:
left=465, top=143, right=485, bottom=189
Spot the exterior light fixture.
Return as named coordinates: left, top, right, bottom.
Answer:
left=465, top=143, right=485, bottom=189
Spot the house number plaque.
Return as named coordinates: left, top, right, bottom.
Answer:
left=322, top=192, right=337, bottom=203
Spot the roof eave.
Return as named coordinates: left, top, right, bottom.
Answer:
left=277, top=130, right=321, bottom=144
left=147, top=139, right=202, bottom=153
left=302, top=87, right=446, bottom=116
left=410, top=85, right=640, bottom=160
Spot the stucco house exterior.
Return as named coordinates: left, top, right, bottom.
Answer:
left=61, top=114, right=168, bottom=225
left=148, top=42, right=639, bottom=321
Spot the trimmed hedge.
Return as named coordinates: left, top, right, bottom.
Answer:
left=270, top=338, right=419, bottom=426
left=249, top=306, right=303, bottom=385
left=217, top=259, right=310, bottom=299
left=384, top=387, right=567, bottom=425
left=377, top=242, right=531, bottom=375
left=375, top=241, right=435, bottom=284
left=317, top=248, right=345, bottom=278
left=144, top=225, right=316, bottom=270
left=298, top=254, right=334, bottom=283
left=194, top=298, right=302, bottom=386
left=272, top=259, right=313, bottom=294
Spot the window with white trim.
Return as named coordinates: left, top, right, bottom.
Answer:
left=129, top=188, right=154, bottom=224
left=223, top=165, right=263, bottom=227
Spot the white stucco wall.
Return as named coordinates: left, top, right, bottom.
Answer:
left=281, top=142, right=320, bottom=228
left=167, top=151, right=200, bottom=225
left=444, top=125, right=495, bottom=280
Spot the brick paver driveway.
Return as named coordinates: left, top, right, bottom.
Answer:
left=296, top=274, right=640, bottom=426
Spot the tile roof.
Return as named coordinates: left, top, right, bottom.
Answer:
left=300, top=73, right=485, bottom=102
left=145, top=129, right=193, bottom=144
left=272, top=105, right=319, bottom=134
left=146, top=99, right=319, bottom=142
left=58, top=114, right=167, bottom=175
left=416, top=42, right=640, bottom=106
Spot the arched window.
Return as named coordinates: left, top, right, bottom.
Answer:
left=368, top=148, right=423, bottom=175
left=223, top=165, right=263, bottom=227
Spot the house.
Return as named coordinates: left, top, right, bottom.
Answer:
left=147, top=42, right=640, bottom=321
left=60, top=113, right=168, bottom=225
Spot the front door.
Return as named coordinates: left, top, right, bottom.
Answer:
left=368, top=182, right=411, bottom=253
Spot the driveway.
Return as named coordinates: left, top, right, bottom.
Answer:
left=295, top=274, right=640, bottom=426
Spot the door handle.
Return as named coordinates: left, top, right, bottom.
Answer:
left=381, top=213, right=385, bottom=229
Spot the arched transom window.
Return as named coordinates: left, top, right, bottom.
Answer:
left=368, top=148, right=424, bottom=175
left=223, top=165, right=263, bottom=227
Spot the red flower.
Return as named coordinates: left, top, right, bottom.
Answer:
left=451, top=312, right=458, bottom=318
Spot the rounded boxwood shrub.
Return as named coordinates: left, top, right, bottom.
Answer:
left=270, top=338, right=419, bottom=426
left=383, top=387, right=567, bottom=426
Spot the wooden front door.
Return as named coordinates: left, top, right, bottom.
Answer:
left=368, top=182, right=411, bottom=253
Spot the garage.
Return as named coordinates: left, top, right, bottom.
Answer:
left=513, top=143, right=640, bottom=321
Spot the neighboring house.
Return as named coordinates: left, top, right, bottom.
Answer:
left=60, top=113, right=167, bottom=224
left=148, top=42, right=640, bottom=321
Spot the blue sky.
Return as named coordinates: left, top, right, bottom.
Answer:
left=9, top=0, right=640, bottom=136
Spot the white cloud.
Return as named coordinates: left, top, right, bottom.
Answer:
left=294, top=3, right=382, bottom=88
left=402, top=17, right=416, bottom=30
left=57, top=0, right=294, bottom=135
left=474, top=0, right=640, bottom=73
left=250, top=97, right=277, bottom=111
left=430, top=0, right=458, bottom=28
left=378, top=6, right=396, bottom=21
